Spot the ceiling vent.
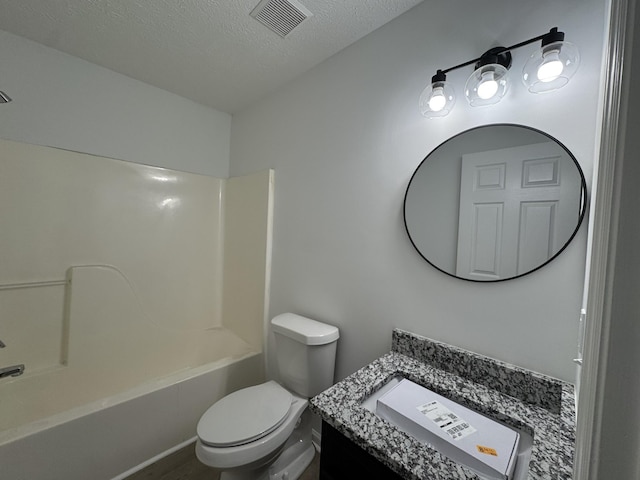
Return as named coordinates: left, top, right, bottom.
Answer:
left=250, top=0, right=312, bottom=38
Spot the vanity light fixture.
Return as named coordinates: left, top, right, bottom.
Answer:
left=420, top=28, right=579, bottom=118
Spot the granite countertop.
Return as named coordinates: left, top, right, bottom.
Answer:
left=309, top=329, right=575, bottom=480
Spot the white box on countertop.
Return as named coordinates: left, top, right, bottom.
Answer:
left=376, top=378, right=519, bottom=480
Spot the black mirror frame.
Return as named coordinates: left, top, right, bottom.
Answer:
left=403, top=123, right=588, bottom=283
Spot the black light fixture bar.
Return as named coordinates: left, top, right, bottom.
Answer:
left=420, top=26, right=578, bottom=118
left=436, top=28, right=562, bottom=76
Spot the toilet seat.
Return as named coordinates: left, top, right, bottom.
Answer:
left=196, top=391, right=309, bottom=471
left=197, top=381, right=293, bottom=447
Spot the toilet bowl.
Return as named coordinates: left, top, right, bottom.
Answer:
left=196, top=381, right=308, bottom=470
left=195, top=313, right=339, bottom=480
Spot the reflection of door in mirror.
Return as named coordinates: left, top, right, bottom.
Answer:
left=456, top=142, right=582, bottom=280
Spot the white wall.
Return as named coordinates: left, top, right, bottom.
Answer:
left=231, top=0, right=608, bottom=382
left=0, top=29, right=231, bottom=177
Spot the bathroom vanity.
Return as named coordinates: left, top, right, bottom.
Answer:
left=310, top=329, right=575, bottom=479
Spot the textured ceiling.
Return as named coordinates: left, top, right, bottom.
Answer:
left=0, top=0, right=423, bottom=113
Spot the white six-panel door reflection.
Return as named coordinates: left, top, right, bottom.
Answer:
left=456, top=142, right=582, bottom=280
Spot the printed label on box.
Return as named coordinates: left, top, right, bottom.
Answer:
left=417, top=400, right=477, bottom=440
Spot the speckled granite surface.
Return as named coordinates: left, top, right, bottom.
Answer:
left=310, top=329, right=575, bottom=480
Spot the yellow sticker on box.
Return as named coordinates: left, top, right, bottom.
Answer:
left=477, top=445, right=498, bottom=456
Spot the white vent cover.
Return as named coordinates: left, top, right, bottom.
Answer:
left=250, top=0, right=312, bottom=38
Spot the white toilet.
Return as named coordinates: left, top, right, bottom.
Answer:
left=195, top=313, right=339, bottom=480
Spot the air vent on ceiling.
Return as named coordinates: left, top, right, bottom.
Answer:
left=250, top=0, right=312, bottom=38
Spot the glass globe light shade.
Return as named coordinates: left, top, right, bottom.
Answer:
left=419, top=80, right=456, bottom=118
left=464, top=64, right=509, bottom=107
left=522, top=41, right=580, bottom=93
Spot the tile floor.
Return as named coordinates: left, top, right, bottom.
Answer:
left=126, top=442, right=320, bottom=480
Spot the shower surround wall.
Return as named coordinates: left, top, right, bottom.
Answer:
left=0, top=139, right=273, bottom=479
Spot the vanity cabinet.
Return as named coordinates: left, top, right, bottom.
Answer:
left=320, top=421, right=403, bottom=480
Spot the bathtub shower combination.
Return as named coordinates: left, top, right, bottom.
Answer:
left=0, top=139, right=273, bottom=479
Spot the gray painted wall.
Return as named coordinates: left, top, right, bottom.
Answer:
left=231, top=0, right=608, bottom=382
left=0, top=29, right=231, bottom=177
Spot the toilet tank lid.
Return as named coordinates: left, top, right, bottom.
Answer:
left=271, top=313, right=339, bottom=345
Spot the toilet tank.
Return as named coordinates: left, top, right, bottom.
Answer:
left=271, top=313, right=339, bottom=398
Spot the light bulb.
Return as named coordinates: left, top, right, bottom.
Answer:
left=419, top=74, right=455, bottom=118
left=477, top=71, right=499, bottom=100
left=428, top=87, right=446, bottom=112
left=537, top=50, right=564, bottom=82
left=465, top=63, right=508, bottom=107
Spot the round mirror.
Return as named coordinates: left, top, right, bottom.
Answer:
left=404, top=124, right=587, bottom=282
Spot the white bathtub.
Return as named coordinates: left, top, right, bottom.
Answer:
left=0, top=351, right=264, bottom=480
left=0, top=265, right=267, bottom=479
